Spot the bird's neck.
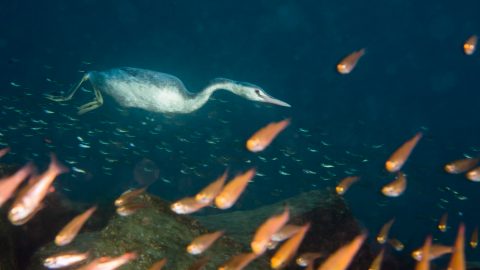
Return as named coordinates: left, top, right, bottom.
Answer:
left=188, top=80, right=239, bottom=112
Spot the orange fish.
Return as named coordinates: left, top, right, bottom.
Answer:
left=187, top=230, right=224, bottom=255
left=0, top=147, right=10, bottom=158
left=251, top=207, right=290, bottom=255
left=470, top=226, right=478, bottom=248
left=368, top=248, right=384, bottom=270
left=412, top=244, right=453, bottom=261
left=13, top=202, right=45, bottom=225
left=171, top=197, right=208, bottom=214
left=116, top=203, right=146, bottom=216
left=336, top=176, right=360, bottom=195
left=377, top=218, right=395, bottom=244
left=415, top=236, right=432, bottom=270
left=336, top=48, right=366, bottom=74
left=381, top=172, right=407, bottom=197
left=388, top=238, right=404, bottom=251
left=246, top=119, right=290, bottom=152
left=218, top=252, right=257, bottom=270
left=8, top=154, right=69, bottom=225
left=0, top=162, right=34, bottom=207
left=114, top=187, right=147, bottom=207
left=77, top=252, right=137, bottom=270
left=385, top=132, right=422, bottom=172
left=271, top=224, right=302, bottom=242
left=466, top=167, right=480, bottom=182
left=43, top=251, right=90, bottom=269
left=271, top=223, right=310, bottom=269
left=195, top=170, right=228, bottom=204
left=444, top=158, right=479, bottom=174
left=295, top=252, right=323, bottom=267
left=318, top=233, right=366, bottom=270
left=448, top=224, right=466, bottom=270
left=215, top=169, right=255, bottom=210
left=464, top=35, right=477, bottom=55
left=148, top=258, right=167, bottom=270
left=438, top=213, right=448, bottom=232
left=55, top=206, right=97, bottom=246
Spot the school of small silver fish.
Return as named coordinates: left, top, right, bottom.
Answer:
left=0, top=34, right=479, bottom=270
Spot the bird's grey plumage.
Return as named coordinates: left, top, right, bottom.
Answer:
left=45, top=67, right=291, bottom=115
left=89, top=67, right=197, bottom=113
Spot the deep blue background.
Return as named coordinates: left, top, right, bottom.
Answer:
left=1, top=0, right=479, bottom=265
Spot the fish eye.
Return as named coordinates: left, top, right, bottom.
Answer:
left=254, top=89, right=262, bottom=97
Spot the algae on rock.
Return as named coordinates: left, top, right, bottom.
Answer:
left=29, top=194, right=269, bottom=270
left=197, top=188, right=373, bottom=269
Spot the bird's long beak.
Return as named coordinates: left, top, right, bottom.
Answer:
left=263, top=95, right=291, bottom=107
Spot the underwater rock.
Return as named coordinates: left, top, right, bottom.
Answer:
left=197, top=188, right=342, bottom=245
left=0, top=193, right=105, bottom=270
left=25, top=189, right=383, bottom=270
left=9, top=184, right=411, bottom=269
left=198, top=188, right=375, bottom=269
left=0, top=213, right=18, bottom=270
left=0, top=159, right=107, bottom=270
left=0, top=164, right=19, bottom=270
left=28, top=194, right=270, bottom=270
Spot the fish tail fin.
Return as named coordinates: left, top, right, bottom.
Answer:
left=87, top=205, right=98, bottom=215
left=49, top=153, right=70, bottom=175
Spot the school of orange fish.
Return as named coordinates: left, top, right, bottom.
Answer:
left=0, top=34, right=479, bottom=270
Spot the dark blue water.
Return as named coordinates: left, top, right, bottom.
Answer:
left=1, top=0, right=480, bottom=267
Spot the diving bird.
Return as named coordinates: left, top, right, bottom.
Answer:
left=45, top=67, right=291, bottom=115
